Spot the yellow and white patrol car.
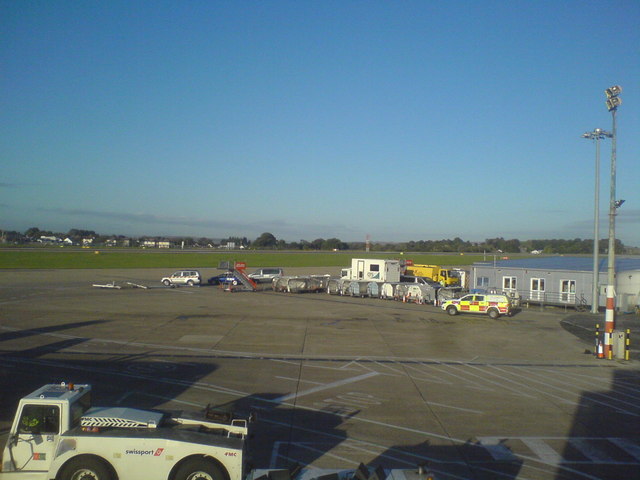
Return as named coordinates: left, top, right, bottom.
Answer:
left=442, top=293, right=512, bottom=319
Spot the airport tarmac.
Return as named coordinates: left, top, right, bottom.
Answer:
left=0, top=268, right=638, bottom=480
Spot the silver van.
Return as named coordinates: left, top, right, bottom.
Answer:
left=248, top=268, right=284, bottom=283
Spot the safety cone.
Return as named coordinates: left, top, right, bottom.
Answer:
left=597, top=341, right=604, bottom=359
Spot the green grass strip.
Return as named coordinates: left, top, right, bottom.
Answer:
left=0, top=249, right=488, bottom=269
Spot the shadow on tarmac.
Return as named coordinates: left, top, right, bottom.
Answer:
left=365, top=439, right=523, bottom=480
left=0, top=320, right=110, bottom=342
left=556, top=368, right=640, bottom=480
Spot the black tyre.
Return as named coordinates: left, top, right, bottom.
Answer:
left=488, top=308, right=500, bottom=319
left=187, top=279, right=194, bottom=286
left=163, top=279, right=171, bottom=286
left=174, top=458, right=224, bottom=480
left=446, top=305, right=458, bottom=316
left=60, top=457, right=114, bottom=480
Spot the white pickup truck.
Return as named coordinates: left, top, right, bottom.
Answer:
left=0, top=382, right=249, bottom=480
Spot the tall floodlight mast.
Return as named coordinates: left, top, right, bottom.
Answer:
left=603, top=85, right=622, bottom=358
left=581, top=128, right=611, bottom=314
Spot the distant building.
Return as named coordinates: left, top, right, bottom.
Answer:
left=39, top=235, right=61, bottom=244
left=141, top=240, right=171, bottom=248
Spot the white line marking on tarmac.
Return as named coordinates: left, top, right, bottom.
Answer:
left=462, top=363, right=537, bottom=398
left=570, top=439, right=615, bottom=462
left=521, top=438, right=564, bottom=466
left=426, top=402, right=483, bottom=414
left=140, top=393, right=204, bottom=408
left=514, top=366, right=640, bottom=413
left=402, top=363, right=453, bottom=385
left=373, top=361, right=405, bottom=375
left=609, top=438, right=640, bottom=461
left=275, top=376, right=325, bottom=385
left=422, top=363, right=493, bottom=391
left=274, top=371, right=379, bottom=402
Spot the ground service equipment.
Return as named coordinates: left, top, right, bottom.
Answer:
left=403, top=264, right=460, bottom=287
left=0, top=383, right=248, bottom=480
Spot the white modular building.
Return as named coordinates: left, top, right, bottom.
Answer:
left=472, top=257, right=640, bottom=312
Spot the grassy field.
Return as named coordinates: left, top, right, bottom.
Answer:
left=0, top=249, right=490, bottom=269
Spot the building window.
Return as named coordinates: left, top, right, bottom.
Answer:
left=503, top=276, right=517, bottom=291
left=477, top=276, right=489, bottom=288
left=530, top=278, right=545, bottom=300
left=370, top=264, right=380, bottom=272
left=560, top=280, right=576, bottom=303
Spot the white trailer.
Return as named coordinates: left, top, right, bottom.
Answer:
left=340, top=259, right=401, bottom=283
left=0, top=383, right=248, bottom=480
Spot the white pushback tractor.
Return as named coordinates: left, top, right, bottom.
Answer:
left=0, top=383, right=439, bottom=480
left=0, top=382, right=248, bottom=480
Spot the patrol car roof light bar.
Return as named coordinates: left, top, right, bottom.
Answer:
left=603, top=85, right=622, bottom=359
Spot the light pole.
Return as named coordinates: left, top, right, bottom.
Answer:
left=604, top=85, right=622, bottom=358
left=581, top=128, right=611, bottom=314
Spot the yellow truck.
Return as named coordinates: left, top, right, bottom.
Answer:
left=404, top=263, right=460, bottom=286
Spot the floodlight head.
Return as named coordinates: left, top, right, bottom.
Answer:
left=606, top=96, right=622, bottom=111
left=614, top=199, right=625, bottom=208
left=605, top=85, right=623, bottom=98
left=582, top=128, right=612, bottom=139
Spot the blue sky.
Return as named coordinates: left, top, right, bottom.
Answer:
left=2, top=1, right=639, bottom=245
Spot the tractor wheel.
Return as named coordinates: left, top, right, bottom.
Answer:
left=60, top=457, right=114, bottom=480
left=174, top=458, right=225, bottom=480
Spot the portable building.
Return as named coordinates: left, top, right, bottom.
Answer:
left=342, top=259, right=401, bottom=283
left=472, top=257, right=640, bottom=311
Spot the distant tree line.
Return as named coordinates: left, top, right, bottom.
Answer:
left=370, top=237, right=626, bottom=255
left=0, top=227, right=628, bottom=254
